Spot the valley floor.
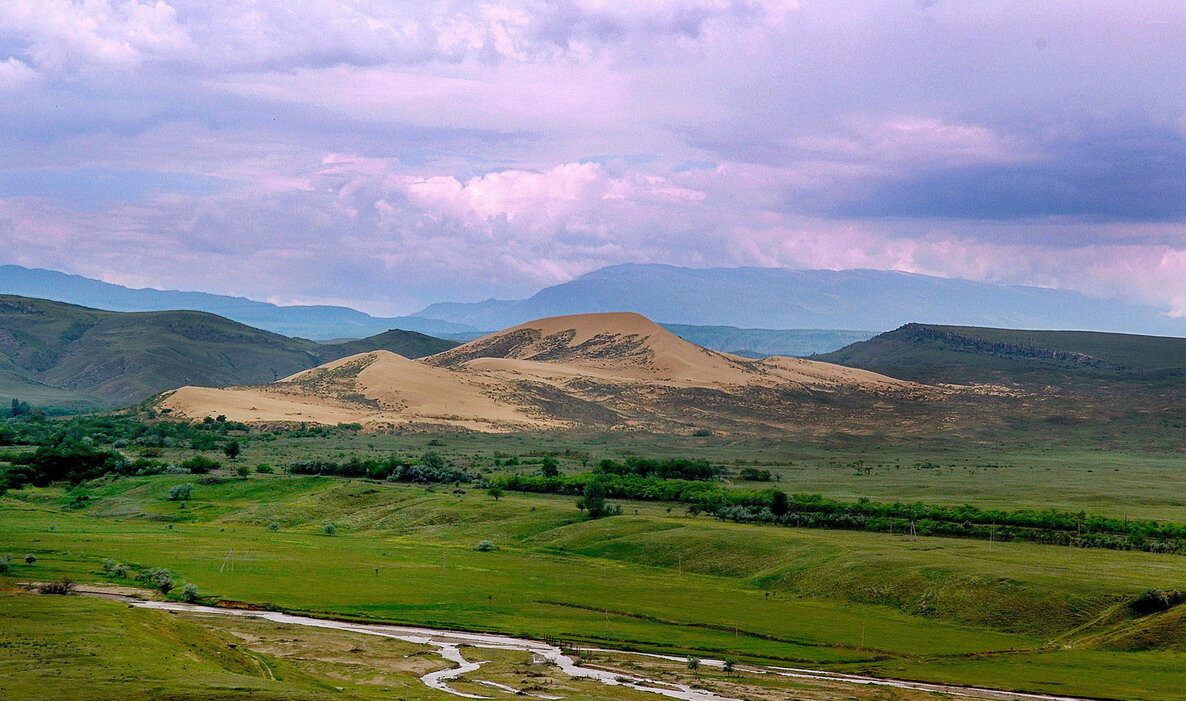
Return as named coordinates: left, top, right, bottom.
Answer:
left=2, top=471, right=1186, bottom=700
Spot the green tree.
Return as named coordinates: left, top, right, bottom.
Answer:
left=223, top=439, right=241, bottom=460
left=771, top=489, right=789, bottom=518
left=540, top=456, right=560, bottom=478
left=577, top=480, right=609, bottom=519
left=487, top=485, right=504, bottom=500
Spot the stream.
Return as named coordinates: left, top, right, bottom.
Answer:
left=93, top=595, right=1083, bottom=701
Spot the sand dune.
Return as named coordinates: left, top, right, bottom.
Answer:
left=159, top=312, right=925, bottom=433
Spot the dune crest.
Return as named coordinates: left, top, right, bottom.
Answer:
left=160, top=312, right=925, bottom=434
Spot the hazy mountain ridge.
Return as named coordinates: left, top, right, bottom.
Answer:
left=0, top=295, right=459, bottom=408
left=415, top=263, right=1186, bottom=336
left=0, top=265, right=475, bottom=340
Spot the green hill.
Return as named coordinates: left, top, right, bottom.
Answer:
left=0, top=295, right=459, bottom=410
left=816, top=323, right=1186, bottom=388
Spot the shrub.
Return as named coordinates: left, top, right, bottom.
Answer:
left=23, top=553, right=36, bottom=565
left=267, top=522, right=281, bottom=532
left=323, top=524, right=337, bottom=536
left=130, top=458, right=167, bottom=476
left=180, top=583, right=200, bottom=603
left=39, top=578, right=76, bottom=595
left=223, top=440, right=241, bottom=460
left=101, top=558, right=117, bottom=574
left=167, top=483, right=193, bottom=501
left=738, top=467, right=773, bottom=481
left=686, top=656, right=700, bottom=671
left=1132, top=588, right=1185, bottom=614
left=475, top=540, right=495, bottom=552
left=486, top=485, right=504, bottom=501
left=112, top=563, right=129, bottom=578
left=236, top=464, right=250, bottom=478
left=152, top=569, right=175, bottom=594
left=0, top=554, right=10, bottom=574
left=723, top=658, right=736, bottom=674
left=180, top=456, right=220, bottom=474
left=540, top=457, right=560, bottom=478
left=255, top=463, right=274, bottom=474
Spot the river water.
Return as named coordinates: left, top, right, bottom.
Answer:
left=105, top=597, right=1081, bottom=701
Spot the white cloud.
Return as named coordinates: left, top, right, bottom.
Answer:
left=0, top=58, right=37, bottom=91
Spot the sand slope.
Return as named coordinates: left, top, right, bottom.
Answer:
left=160, top=312, right=926, bottom=434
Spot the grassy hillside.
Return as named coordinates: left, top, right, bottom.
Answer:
left=0, top=295, right=458, bottom=410
left=817, top=322, right=1186, bottom=388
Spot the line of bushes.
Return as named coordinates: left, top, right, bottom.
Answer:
left=286, top=451, right=471, bottom=484
left=492, top=472, right=1186, bottom=554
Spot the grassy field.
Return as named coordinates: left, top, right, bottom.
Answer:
left=3, top=471, right=1186, bottom=699
left=178, top=430, right=1186, bottom=521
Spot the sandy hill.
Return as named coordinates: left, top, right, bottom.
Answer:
left=159, top=312, right=929, bottom=434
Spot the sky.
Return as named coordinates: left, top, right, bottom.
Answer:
left=1, top=1, right=1185, bottom=317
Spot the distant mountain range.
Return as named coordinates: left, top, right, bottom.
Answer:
left=5, top=263, right=1183, bottom=359
left=414, top=263, right=1186, bottom=337
left=0, top=295, right=457, bottom=409
left=0, top=265, right=474, bottom=340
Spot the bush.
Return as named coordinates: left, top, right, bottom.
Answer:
left=23, top=553, right=36, bottom=565
left=475, top=540, right=495, bottom=552
left=180, top=456, right=220, bottom=474
left=111, top=563, right=129, bottom=578
left=180, top=583, right=200, bottom=603
left=738, top=467, right=773, bottom=481
left=167, top=483, right=193, bottom=501
left=39, top=578, right=76, bottom=595
left=1132, top=588, right=1185, bottom=614
left=0, top=554, right=10, bottom=574
left=267, top=522, right=280, bottom=532
left=323, top=524, right=337, bottom=536
left=140, top=567, right=175, bottom=594
left=223, top=440, right=241, bottom=460
left=486, top=486, right=504, bottom=500
left=255, top=463, right=274, bottom=474
left=540, top=457, right=560, bottom=478
left=236, top=464, right=250, bottom=478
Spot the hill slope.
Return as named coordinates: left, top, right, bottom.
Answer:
left=0, top=265, right=475, bottom=339
left=415, top=263, right=1186, bottom=336
left=817, top=323, right=1186, bottom=389
left=0, top=296, right=458, bottom=409
left=160, top=312, right=923, bottom=434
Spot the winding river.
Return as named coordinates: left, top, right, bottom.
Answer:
left=95, top=595, right=1082, bottom=701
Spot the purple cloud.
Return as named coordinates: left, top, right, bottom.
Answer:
left=1, top=1, right=1185, bottom=320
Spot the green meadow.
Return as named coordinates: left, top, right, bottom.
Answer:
left=3, top=466, right=1186, bottom=699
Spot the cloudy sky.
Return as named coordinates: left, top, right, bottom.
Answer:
left=1, top=0, right=1185, bottom=316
